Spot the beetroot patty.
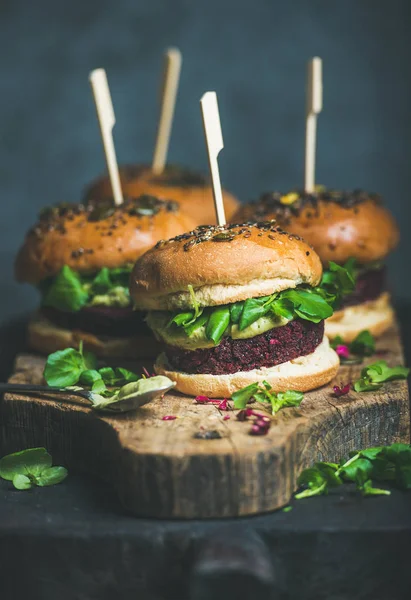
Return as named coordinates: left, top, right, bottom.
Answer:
left=165, top=319, right=324, bottom=375
left=340, top=266, right=386, bottom=309
left=41, top=305, right=150, bottom=337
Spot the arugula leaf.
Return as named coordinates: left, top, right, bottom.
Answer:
left=318, top=260, right=356, bottom=308
left=206, top=307, right=230, bottom=345
left=232, top=383, right=259, bottom=409
left=42, top=265, right=89, bottom=312
left=350, top=330, right=375, bottom=356
left=44, top=346, right=96, bottom=387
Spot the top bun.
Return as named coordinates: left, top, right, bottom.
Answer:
left=130, top=221, right=322, bottom=311
left=83, top=164, right=239, bottom=226
left=15, top=195, right=196, bottom=285
left=233, top=189, right=400, bottom=265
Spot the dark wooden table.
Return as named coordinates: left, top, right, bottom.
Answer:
left=0, top=308, right=410, bottom=600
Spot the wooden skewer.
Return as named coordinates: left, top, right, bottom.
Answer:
left=304, top=57, right=323, bottom=194
left=152, top=48, right=182, bottom=175
left=89, top=68, right=124, bottom=206
left=200, top=91, right=226, bottom=226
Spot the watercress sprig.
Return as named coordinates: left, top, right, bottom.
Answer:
left=41, top=264, right=132, bottom=312
left=232, top=381, right=304, bottom=415
left=353, top=360, right=409, bottom=392
left=0, top=448, right=67, bottom=491
left=295, top=443, right=411, bottom=500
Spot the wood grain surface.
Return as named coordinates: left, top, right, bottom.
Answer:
left=0, top=323, right=409, bottom=519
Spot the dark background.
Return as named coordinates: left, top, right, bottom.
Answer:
left=1, top=0, right=410, bottom=324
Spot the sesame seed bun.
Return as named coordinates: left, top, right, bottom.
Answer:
left=233, top=190, right=399, bottom=265
left=83, top=164, right=239, bottom=226
left=15, top=196, right=196, bottom=285
left=154, top=336, right=339, bottom=397
left=27, top=311, right=160, bottom=359
left=325, top=292, right=395, bottom=342
left=130, top=222, right=322, bottom=311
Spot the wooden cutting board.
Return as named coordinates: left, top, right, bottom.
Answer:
left=0, top=322, right=409, bottom=519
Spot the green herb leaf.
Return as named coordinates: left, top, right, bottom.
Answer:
left=271, top=390, right=304, bottom=415
left=232, top=383, right=259, bottom=409
left=42, top=265, right=89, bottom=312
left=360, top=479, right=391, bottom=496
left=295, top=462, right=341, bottom=499
left=239, top=297, right=268, bottom=330
left=90, top=267, right=112, bottom=294
left=282, top=289, right=333, bottom=323
left=354, top=360, right=409, bottom=392
left=188, top=285, right=202, bottom=320
left=98, top=367, right=117, bottom=384
left=184, top=312, right=208, bottom=336
left=168, top=312, right=195, bottom=327
left=79, top=369, right=102, bottom=386
left=115, top=367, right=140, bottom=383
left=206, top=307, right=230, bottom=345
left=44, top=347, right=89, bottom=387
left=13, top=474, right=32, bottom=490
left=41, top=265, right=133, bottom=312
left=0, top=447, right=52, bottom=481
left=230, top=302, right=244, bottom=324
left=36, top=466, right=68, bottom=487
left=91, top=379, right=107, bottom=394
left=353, top=377, right=381, bottom=392
left=340, top=457, right=373, bottom=485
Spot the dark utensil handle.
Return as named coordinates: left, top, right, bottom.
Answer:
left=189, top=529, right=275, bottom=600
left=0, top=383, right=89, bottom=400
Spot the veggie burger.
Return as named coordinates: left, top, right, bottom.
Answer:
left=234, top=189, right=399, bottom=342
left=130, top=221, right=340, bottom=397
left=15, top=195, right=195, bottom=358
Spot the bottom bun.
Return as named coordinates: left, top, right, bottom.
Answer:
left=154, top=336, right=339, bottom=398
left=27, top=311, right=160, bottom=359
left=325, top=292, right=395, bottom=342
